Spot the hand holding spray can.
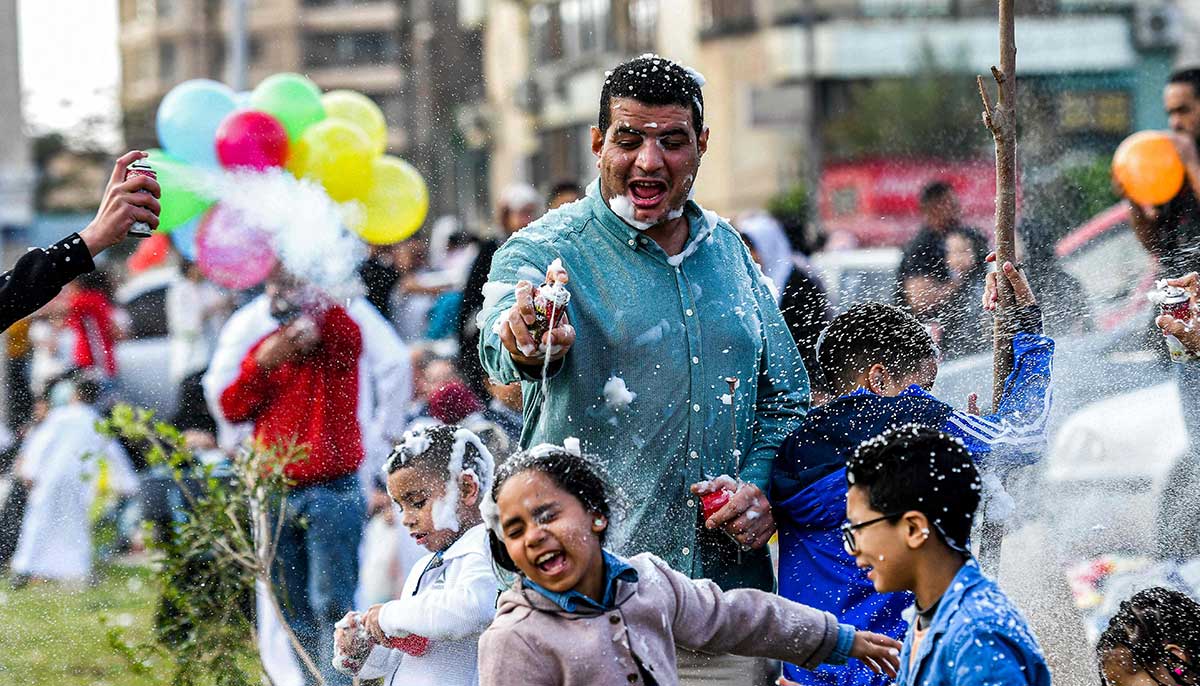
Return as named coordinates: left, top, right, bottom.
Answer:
left=123, top=161, right=157, bottom=238
left=1154, top=279, right=1199, bottom=363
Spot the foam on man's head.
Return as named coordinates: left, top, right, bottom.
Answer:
left=599, top=54, right=706, bottom=137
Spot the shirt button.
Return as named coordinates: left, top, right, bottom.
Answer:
left=682, top=547, right=691, bottom=556
left=685, top=308, right=694, bottom=316
left=691, top=356, right=699, bottom=364
left=628, top=239, right=636, bottom=246
left=689, top=450, right=699, bottom=459
left=609, top=614, right=621, bottom=624
left=687, top=499, right=695, bottom=507
left=692, top=403, right=700, bottom=412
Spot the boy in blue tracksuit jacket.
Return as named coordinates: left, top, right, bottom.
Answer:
left=843, top=425, right=1051, bottom=686
left=771, top=260, right=1053, bottom=685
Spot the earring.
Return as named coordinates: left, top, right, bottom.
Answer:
left=1175, top=668, right=1185, bottom=677
left=921, top=528, right=930, bottom=538
left=593, top=518, right=605, bottom=527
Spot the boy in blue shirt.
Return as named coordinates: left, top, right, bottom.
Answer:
left=844, top=424, right=1050, bottom=686
left=771, top=258, right=1053, bottom=685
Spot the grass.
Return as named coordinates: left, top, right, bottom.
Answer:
left=0, top=561, right=161, bottom=686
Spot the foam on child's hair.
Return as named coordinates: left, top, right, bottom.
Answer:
left=430, top=428, right=496, bottom=533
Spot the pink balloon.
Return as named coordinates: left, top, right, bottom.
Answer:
left=195, top=205, right=277, bottom=290
left=215, top=110, right=289, bottom=170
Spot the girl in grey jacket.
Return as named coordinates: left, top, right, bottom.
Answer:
left=478, top=443, right=901, bottom=686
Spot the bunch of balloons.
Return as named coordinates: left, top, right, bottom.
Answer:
left=151, top=73, right=429, bottom=289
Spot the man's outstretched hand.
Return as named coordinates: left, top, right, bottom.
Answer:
left=498, top=262, right=575, bottom=367
left=79, top=151, right=162, bottom=257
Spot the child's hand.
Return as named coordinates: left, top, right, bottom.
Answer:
left=333, top=612, right=359, bottom=654
left=691, top=475, right=776, bottom=550
left=850, top=630, right=903, bottom=678
left=362, top=603, right=387, bottom=644
left=982, top=252, right=1037, bottom=311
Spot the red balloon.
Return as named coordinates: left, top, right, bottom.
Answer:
left=215, top=110, right=289, bottom=170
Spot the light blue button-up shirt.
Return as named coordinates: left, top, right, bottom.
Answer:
left=478, top=181, right=809, bottom=591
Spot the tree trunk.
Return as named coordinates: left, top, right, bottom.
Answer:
left=976, top=0, right=1018, bottom=570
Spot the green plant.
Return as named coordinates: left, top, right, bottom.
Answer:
left=824, top=43, right=987, bottom=161
left=98, top=405, right=321, bottom=686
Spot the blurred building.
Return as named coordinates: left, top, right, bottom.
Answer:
left=117, top=0, right=488, bottom=220
left=0, top=0, right=34, bottom=232
left=483, top=0, right=1183, bottom=220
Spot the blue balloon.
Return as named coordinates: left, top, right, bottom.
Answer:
left=156, top=79, right=237, bottom=168
left=170, top=214, right=201, bottom=261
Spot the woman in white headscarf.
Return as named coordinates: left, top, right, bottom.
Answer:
left=737, top=212, right=832, bottom=393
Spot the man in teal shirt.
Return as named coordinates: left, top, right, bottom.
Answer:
left=477, top=55, right=808, bottom=662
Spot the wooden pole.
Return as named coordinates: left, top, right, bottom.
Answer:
left=978, top=0, right=1018, bottom=408
left=976, top=0, right=1017, bottom=570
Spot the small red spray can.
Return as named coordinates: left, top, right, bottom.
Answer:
left=701, top=488, right=732, bottom=520
left=527, top=280, right=571, bottom=348
left=124, top=161, right=157, bottom=238
left=1160, top=285, right=1192, bottom=323
left=1158, top=283, right=1197, bottom=363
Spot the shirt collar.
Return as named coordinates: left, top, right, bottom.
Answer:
left=586, top=179, right=704, bottom=258
left=524, top=550, right=638, bottom=613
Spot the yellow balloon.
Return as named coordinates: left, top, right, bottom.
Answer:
left=353, top=156, right=429, bottom=245
left=285, top=134, right=309, bottom=177
left=299, top=119, right=373, bottom=202
left=322, top=90, right=388, bottom=157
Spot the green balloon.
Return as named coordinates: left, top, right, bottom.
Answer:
left=145, top=149, right=214, bottom=233
left=250, top=73, right=326, bottom=141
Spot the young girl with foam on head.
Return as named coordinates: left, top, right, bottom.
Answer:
left=477, top=441, right=902, bottom=686
left=333, top=425, right=500, bottom=686
left=1098, top=587, right=1200, bottom=686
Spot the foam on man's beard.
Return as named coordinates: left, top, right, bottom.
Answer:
left=608, top=193, right=688, bottom=232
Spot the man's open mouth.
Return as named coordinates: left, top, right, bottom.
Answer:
left=628, top=179, right=668, bottom=209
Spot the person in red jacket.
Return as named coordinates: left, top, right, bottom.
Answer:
left=220, top=273, right=368, bottom=686
left=63, top=270, right=122, bottom=379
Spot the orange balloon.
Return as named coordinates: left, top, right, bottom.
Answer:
left=1113, top=131, right=1185, bottom=206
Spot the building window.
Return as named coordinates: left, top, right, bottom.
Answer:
left=159, top=42, right=178, bottom=82
left=531, top=3, right=564, bottom=64
left=626, top=0, right=658, bottom=53
left=534, top=125, right=592, bottom=189
left=1057, top=91, right=1131, bottom=135
left=302, top=31, right=401, bottom=68
left=531, top=0, right=612, bottom=65
left=700, top=0, right=756, bottom=36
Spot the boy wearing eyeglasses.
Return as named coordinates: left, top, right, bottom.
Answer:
left=769, top=257, right=1053, bottom=686
left=843, top=424, right=1050, bottom=686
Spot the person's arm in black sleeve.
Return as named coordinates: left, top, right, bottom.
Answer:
left=0, top=235, right=95, bottom=331
left=0, top=150, right=161, bottom=333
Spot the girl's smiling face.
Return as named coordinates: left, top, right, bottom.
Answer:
left=495, top=470, right=608, bottom=602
